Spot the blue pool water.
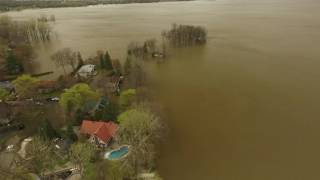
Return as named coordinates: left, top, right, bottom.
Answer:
left=106, top=146, right=129, bottom=160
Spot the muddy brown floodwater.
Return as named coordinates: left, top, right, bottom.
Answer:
left=4, top=0, right=320, bottom=179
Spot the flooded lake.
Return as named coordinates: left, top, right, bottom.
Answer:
left=5, top=0, right=320, bottom=179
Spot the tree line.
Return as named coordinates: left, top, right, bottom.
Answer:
left=0, top=0, right=192, bottom=12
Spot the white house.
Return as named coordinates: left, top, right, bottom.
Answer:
left=77, top=64, right=97, bottom=78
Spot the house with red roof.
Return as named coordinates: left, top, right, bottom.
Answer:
left=80, top=120, right=118, bottom=146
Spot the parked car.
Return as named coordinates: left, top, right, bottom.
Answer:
left=6, top=145, right=15, bottom=152
left=35, top=101, right=44, bottom=106
left=46, top=97, right=60, bottom=102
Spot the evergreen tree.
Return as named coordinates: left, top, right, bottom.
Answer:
left=64, top=123, right=78, bottom=142
left=38, top=119, right=58, bottom=140
left=124, top=56, right=132, bottom=75
left=6, top=50, right=23, bottom=75
left=77, top=52, right=84, bottom=67
left=74, top=109, right=86, bottom=125
left=104, top=51, right=113, bottom=70
left=99, top=53, right=106, bottom=69
left=94, top=102, right=120, bottom=121
left=104, top=103, right=120, bottom=121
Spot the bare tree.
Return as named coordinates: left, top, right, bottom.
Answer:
left=51, top=48, right=78, bottom=75
left=37, top=21, right=51, bottom=41
left=69, top=142, right=96, bottom=175
left=116, top=105, right=163, bottom=175
left=49, top=15, right=56, bottom=22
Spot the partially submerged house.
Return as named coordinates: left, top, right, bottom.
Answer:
left=77, top=64, right=97, bottom=78
left=80, top=120, right=118, bottom=146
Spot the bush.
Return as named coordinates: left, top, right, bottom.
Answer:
left=0, top=87, right=9, bottom=101
left=13, top=74, right=39, bottom=99
left=59, top=123, right=78, bottom=142
left=119, top=89, right=136, bottom=109
left=38, top=119, right=59, bottom=140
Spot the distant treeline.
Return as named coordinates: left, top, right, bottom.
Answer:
left=0, top=0, right=192, bottom=12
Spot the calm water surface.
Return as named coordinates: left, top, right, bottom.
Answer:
left=5, top=0, right=320, bottom=179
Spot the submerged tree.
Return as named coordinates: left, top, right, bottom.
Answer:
left=127, top=39, right=157, bottom=59
left=162, top=24, right=207, bottom=47
left=104, top=51, right=113, bottom=70
left=124, top=56, right=132, bottom=75
left=37, top=21, right=52, bottom=41
left=51, top=48, right=78, bottom=75
left=6, top=50, right=24, bottom=75
left=130, top=62, right=146, bottom=88
left=123, top=55, right=146, bottom=88
left=99, top=50, right=113, bottom=70
left=143, top=39, right=157, bottom=54
left=50, top=14, right=56, bottom=22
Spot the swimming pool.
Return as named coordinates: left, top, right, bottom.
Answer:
left=104, top=146, right=130, bottom=160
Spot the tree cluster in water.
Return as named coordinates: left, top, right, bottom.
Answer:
left=127, top=39, right=161, bottom=58
left=0, top=15, right=53, bottom=44
left=162, top=24, right=207, bottom=47
left=126, top=24, right=207, bottom=61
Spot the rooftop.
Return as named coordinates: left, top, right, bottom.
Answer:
left=80, top=120, right=118, bottom=144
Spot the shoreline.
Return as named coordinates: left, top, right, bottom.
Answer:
left=0, top=0, right=193, bottom=13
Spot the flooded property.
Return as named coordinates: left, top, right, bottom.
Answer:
left=4, top=0, right=320, bottom=179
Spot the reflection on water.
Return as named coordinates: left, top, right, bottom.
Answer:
left=4, top=0, right=320, bottom=179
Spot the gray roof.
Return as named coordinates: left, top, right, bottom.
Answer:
left=0, top=81, right=14, bottom=91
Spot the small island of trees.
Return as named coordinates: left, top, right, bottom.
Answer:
left=162, top=23, right=207, bottom=47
